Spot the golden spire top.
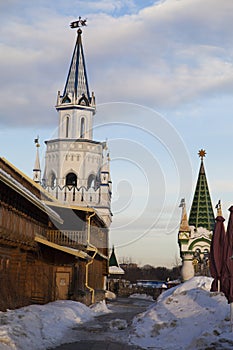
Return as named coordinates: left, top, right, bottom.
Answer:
left=198, top=149, right=206, bottom=160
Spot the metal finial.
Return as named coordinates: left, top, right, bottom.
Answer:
left=70, top=17, right=87, bottom=29
left=215, top=200, right=222, bottom=216
left=198, top=149, right=206, bottom=160
left=179, top=198, right=185, bottom=208
left=34, top=136, right=40, bottom=148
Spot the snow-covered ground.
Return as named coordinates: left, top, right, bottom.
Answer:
left=129, top=276, right=233, bottom=349
left=129, top=293, right=154, bottom=301
left=0, top=300, right=110, bottom=350
left=1, top=277, right=233, bottom=350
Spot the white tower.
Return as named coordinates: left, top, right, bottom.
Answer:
left=43, top=20, right=112, bottom=226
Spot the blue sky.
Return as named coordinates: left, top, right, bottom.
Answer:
left=1, top=0, right=233, bottom=267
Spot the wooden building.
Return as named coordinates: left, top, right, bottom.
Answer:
left=0, top=157, right=108, bottom=310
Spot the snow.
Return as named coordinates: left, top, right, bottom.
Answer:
left=0, top=300, right=110, bottom=350
left=90, top=300, right=112, bottom=314
left=105, top=290, right=117, bottom=300
left=109, top=319, right=128, bottom=330
left=129, top=276, right=233, bottom=349
left=129, top=293, right=154, bottom=301
left=2, top=277, right=233, bottom=350
left=108, top=266, right=125, bottom=274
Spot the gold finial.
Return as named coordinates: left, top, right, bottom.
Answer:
left=198, top=149, right=206, bottom=160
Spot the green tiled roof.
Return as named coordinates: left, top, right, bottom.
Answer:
left=109, top=246, right=119, bottom=267
left=188, top=159, right=215, bottom=231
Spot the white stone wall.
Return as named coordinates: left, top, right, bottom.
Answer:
left=58, top=106, right=94, bottom=140
left=44, top=139, right=103, bottom=187
left=178, top=227, right=212, bottom=281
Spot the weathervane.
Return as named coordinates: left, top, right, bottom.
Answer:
left=198, top=149, right=206, bottom=160
left=70, top=17, right=87, bottom=31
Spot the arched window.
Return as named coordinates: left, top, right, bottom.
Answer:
left=49, top=172, right=56, bottom=188
left=66, top=172, right=77, bottom=186
left=62, top=94, right=71, bottom=104
left=66, top=116, right=69, bottom=138
left=80, top=117, right=85, bottom=138
left=87, top=174, right=96, bottom=189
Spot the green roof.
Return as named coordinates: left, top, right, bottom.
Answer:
left=188, top=159, right=215, bottom=231
left=109, top=246, right=119, bottom=267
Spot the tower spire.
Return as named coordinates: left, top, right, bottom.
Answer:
left=188, top=149, right=215, bottom=231
left=179, top=198, right=190, bottom=232
left=33, top=137, right=41, bottom=183
left=109, top=246, right=119, bottom=267
left=62, top=18, right=91, bottom=103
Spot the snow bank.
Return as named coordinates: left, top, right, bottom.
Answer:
left=130, top=276, right=233, bottom=350
left=90, top=300, right=112, bottom=314
left=0, top=300, right=109, bottom=350
left=105, top=290, right=117, bottom=300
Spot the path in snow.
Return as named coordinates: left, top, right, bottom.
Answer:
left=50, top=297, right=153, bottom=350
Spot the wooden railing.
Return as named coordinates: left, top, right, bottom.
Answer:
left=46, top=230, right=87, bottom=248
left=46, top=228, right=108, bottom=252
left=0, top=205, right=46, bottom=248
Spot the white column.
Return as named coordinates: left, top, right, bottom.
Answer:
left=181, top=252, right=194, bottom=281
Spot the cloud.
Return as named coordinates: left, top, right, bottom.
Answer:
left=0, top=0, right=233, bottom=127
left=87, top=1, right=233, bottom=107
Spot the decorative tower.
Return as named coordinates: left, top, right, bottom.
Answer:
left=108, top=246, right=125, bottom=285
left=33, top=137, right=41, bottom=184
left=188, top=149, right=215, bottom=231
left=178, top=150, right=215, bottom=281
left=42, top=18, right=112, bottom=226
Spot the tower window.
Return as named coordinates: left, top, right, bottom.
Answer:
left=49, top=172, right=56, bottom=188
left=66, top=172, right=77, bottom=186
left=66, top=116, right=69, bottom=138
left=62, top=94, right=71, bottom=104
left=87, top=174, right=96, bottom=189
left=80, top=117, right=85, bottom=138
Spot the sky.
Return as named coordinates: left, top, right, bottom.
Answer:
left=1, top=0, right=233, bottom=267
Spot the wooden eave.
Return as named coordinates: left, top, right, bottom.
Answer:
left=0, top=157, right=57, bottom=204
left=35, top=235, right=91, bottom=260
left=0, top=170, right=62, bottom=224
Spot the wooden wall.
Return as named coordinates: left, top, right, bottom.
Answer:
left=0, top=164, right=109, bottom=309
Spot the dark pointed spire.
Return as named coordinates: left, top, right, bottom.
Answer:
left=109, top=246, right=119, bottom=267
left=63, top=25, right=90, bottom=102
left=188, top=150, right=215, bottom=231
